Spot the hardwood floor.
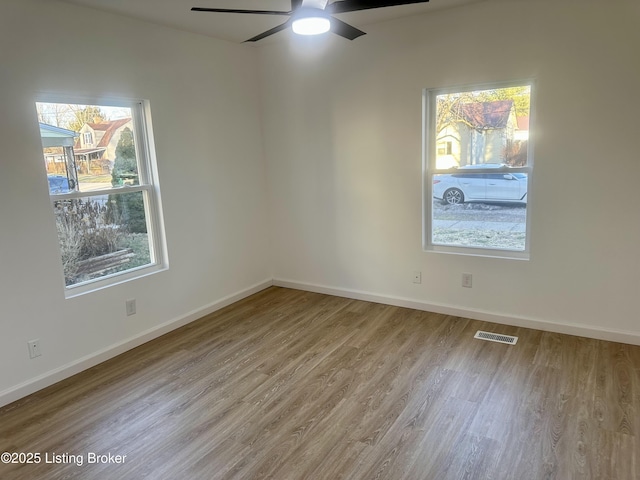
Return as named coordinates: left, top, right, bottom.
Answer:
left=1, top=286, right=638, bottom=479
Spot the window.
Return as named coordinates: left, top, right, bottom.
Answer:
left=83, top=132, right=93, bottom=146
left=423, top=81, right=533, bottom=258
left=36, top=97, right=166, bottom=295
left=437, top=140, right=452, bottom=156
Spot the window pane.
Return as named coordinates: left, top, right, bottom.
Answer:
left=434, top=86, right=530, bottom=170
left=431, top=171, right=527, bottom=251
left=427, top=82, right=532, bottom=255
left=37, top=102, right=140, bottom=194
left=36, top=97, right=164, bottom=293
left=53, top=192, right=152, bottom=286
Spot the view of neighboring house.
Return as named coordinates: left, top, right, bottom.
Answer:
left=515, top=115, right=529, bottom=141
left=75, top=117, right=132, bottom=174
left=42, top=117, right=133, bottom=179
left=41, top=123, right=79, bottom=176
left=436, top=100, right=528, bottom=168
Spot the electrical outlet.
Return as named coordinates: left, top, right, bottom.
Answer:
left=462, top=273, right=473, bottom=288
left=27, top=339, right=41, bottom=359
left=126, top=299, right=136, bottom=316
left=413, top=271, right=422, bottom=284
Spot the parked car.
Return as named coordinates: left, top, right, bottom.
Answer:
left=47, top=174, right=72, bottom=194
left=433, top=164, right=528, bottom=205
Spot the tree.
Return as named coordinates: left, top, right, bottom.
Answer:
left=36, top=103, right=110, bottom=131
left=436, top=87, right=531, bottom=138
left=111, top=127, right=137, bottom=186
left=37, top=103, right=72, bottom=128
left=115, top=126, right=136, bottom=159
left=436, top=92, right=477, bottom=138
left=66, top=106, right=106, bottom=132
left=108, top=128, right=147, bottom=233
left=480, top=86, right=530, bottom=119
left=435, top=86, right=531, bottom=166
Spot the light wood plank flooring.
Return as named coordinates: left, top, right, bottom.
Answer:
left=1, top=287, right=639, bottom=479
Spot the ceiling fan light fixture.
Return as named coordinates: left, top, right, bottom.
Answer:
left=291, top=8, right=331, bottom=36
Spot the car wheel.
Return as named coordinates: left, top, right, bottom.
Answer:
left=443, top=188, right=464, bottom=205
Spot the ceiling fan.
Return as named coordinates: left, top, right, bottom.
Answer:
left=192, top=0, right=431, bottom=42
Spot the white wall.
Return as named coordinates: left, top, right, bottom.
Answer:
left=2, top=0, right=639, bottom=407
left=261, top=0, right=640, bottom=343
left=0, top=0, right=271, bottom=405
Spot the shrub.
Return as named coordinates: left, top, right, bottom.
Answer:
left=54, top=199, right=126, bottom=285
left=108, top=127, right=147, bottom=234
left=107, top=191, right=147, bottom=234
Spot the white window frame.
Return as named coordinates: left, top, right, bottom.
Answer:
left=422, top=80, right=535, bottom=260
left=36, top=94, right=168, bottom=297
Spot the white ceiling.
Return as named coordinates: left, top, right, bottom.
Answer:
left=59, top=0, right=486, bottom=44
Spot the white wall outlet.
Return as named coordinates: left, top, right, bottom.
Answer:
left=462, top=273, right=473, bottom=288
left=413, top=271, right=422, bottom=284
left=126, top=299, right=137, bottom=316
left=27, top=339, right=41, bottom=359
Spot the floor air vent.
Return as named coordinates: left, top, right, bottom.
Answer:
left=474, top=331, right=518, bottom=345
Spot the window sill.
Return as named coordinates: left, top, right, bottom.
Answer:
left=424, top=244, right=530, bottom=261
left=64, top=262, right=168, bottom=298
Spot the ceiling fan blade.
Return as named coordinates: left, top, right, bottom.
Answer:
left=244, top=20, right=292, bottom=42
left=192, top=7, right=291, bottom=15
left=329, top=0, right=429, bottom=14
left=330, top=17, right=366, bottom=40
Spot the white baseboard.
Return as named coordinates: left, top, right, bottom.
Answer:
left=273, top=278, right=640, bottom=347
left=4, top=277, right=638, bottom=408
left=0, top=279, right=273, bottom=409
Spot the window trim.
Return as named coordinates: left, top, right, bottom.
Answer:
left=422, top=79, right=535, bottom=260
left=36, top=94, right=168, bottom=297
